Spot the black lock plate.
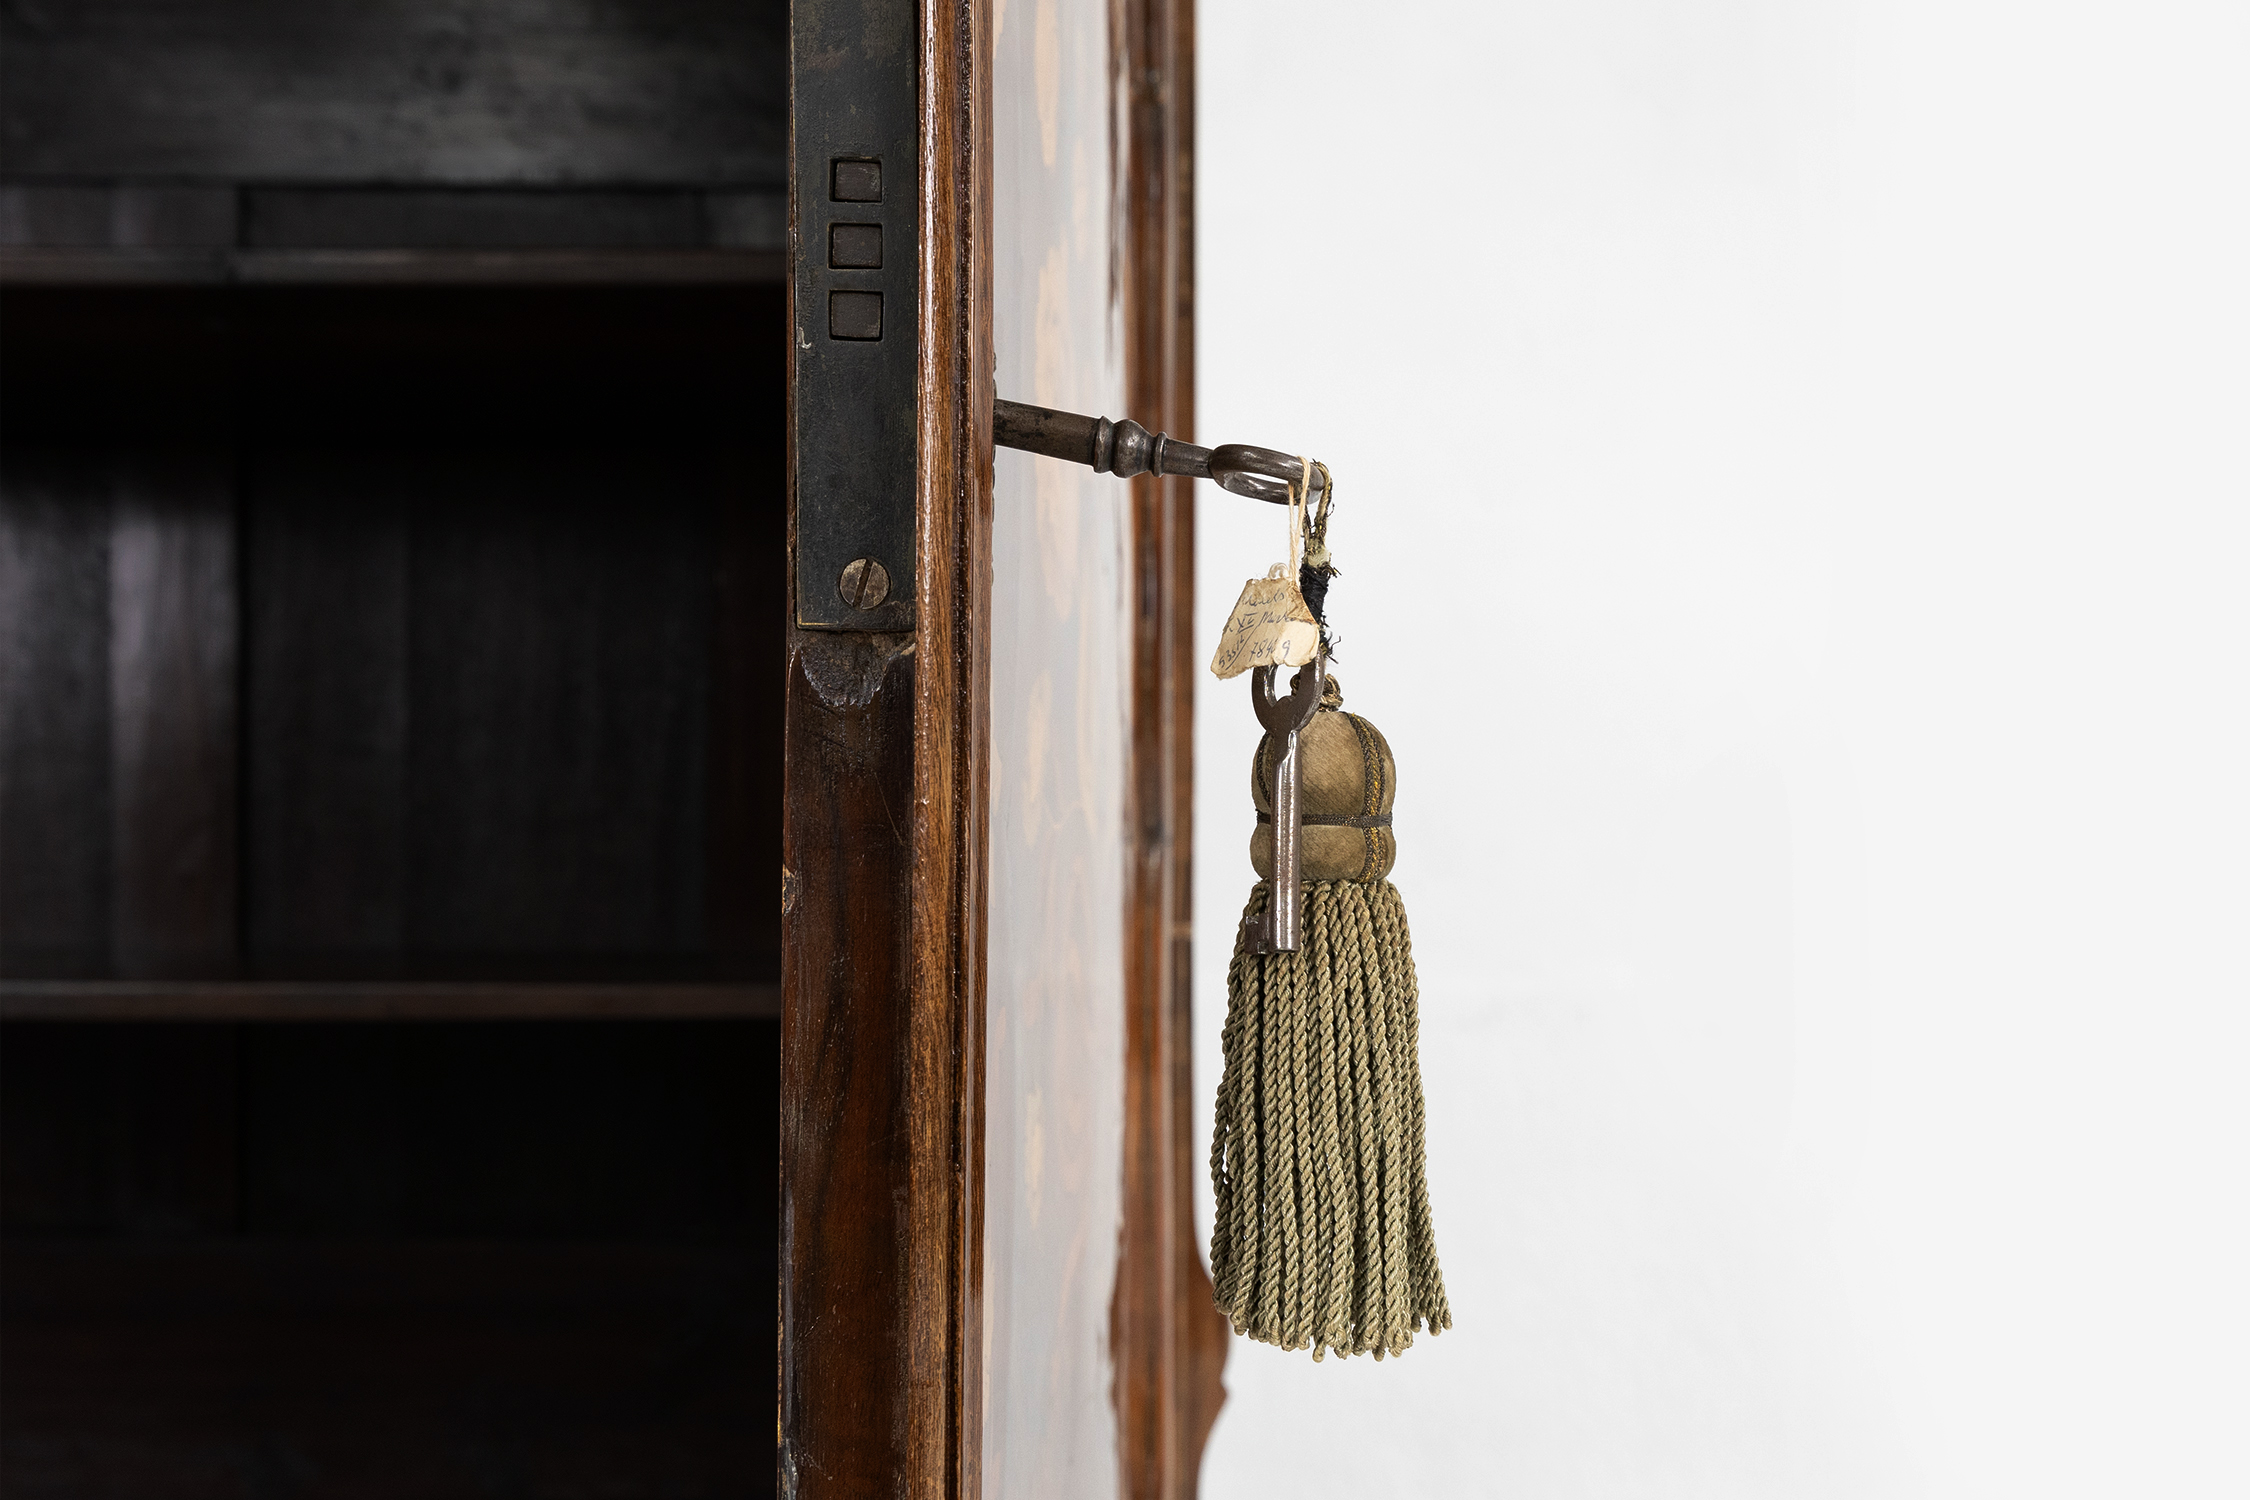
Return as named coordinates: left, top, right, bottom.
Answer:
left=791, top=0, right=918, bottom=631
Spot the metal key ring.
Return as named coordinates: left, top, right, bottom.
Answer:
left=1209, top=444, right=1328, bottom=506
left=1251, top=653, right=1326, bottom=735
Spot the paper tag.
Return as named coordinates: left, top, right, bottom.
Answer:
left=1209, top=568, right=1320, bottom=679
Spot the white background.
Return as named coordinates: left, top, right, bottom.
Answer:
left=1190, top=0, right=2250, bottom=1494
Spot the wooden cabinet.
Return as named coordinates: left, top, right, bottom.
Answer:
left=1, top=0, right=1215, bottom=1494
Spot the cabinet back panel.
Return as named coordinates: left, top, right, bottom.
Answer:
left=0, top=286, right=784, bottom=981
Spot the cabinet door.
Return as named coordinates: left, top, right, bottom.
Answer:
left=985, top=0, right=1224, bottom=1492
left=982, top=0, right=1133, bottom=1484
left=780, top=0, right=1219, bottom=1495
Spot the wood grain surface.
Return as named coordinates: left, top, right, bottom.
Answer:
left=912, top=0, right=993, bottom=1492
left=1114, top=0, right=1230, bottom=1492
left=0, top=451, right=238, bottom=981
left=778, top=0, right=989, bottom=1492
left=0, top=6, right=807, bottom=1495
left=0, top=284, right=784, bottom=988
left=0, top=0, right=786, bottom=185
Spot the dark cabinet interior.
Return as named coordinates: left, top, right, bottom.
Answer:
left=2, top=285, right=783, bottom=988
left=2, top=1, right=786, bottom=1493
left=2, top=1020, right=776, bottom=1495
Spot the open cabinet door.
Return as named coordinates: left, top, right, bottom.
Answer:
left=780, top=0, right=1224, bottom=1494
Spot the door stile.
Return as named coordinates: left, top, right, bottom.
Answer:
left=911, top=0, right=994, bottom=1495
left=1161, top=3, right=1228, bottom=1482
left=779, top=0, right=991, bottom=1494
left=1114, top=0, right=1229, bottom=1492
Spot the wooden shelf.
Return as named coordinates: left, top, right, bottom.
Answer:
left=0, top=980, right=781, bottom=1021
left=0, top=247, right=786, bottom=286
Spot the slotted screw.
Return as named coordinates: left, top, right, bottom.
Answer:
left=838, top=557, right=890, bottom=610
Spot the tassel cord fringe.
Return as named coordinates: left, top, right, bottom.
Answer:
left=1210, top=879, right=1451, bottom=1360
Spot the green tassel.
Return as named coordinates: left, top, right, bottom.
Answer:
left=1210, top=878, right=1450, bottom=1360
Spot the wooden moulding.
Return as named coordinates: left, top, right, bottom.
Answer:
left=909, top=0, right=992, bottom=1487
left=776, top=1, right=989, bottom=1499
left=0, top=0, right=786, bottom=186
left=1112, top=0, right=1229, bottom=1492
left=920, top=0, right=996, bottom=1491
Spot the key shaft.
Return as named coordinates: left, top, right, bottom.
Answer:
left=1244, top=654, right=1326, bottom=953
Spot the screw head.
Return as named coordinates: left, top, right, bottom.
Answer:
left=838, top=557, right=890, bottom=610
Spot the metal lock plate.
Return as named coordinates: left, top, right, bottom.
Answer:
left=791, top=0, right=918, bottom=631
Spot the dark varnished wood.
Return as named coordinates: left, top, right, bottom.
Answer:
left=250, top=449, right=718, bottom=975
left=106, top=454, right=237, bottom=981
left=710, top=418, right=789, bottom=997
left=913, top=0, right=992, bottom=1490
left=0, top=247, right=788, bottom=286
left=3, top=5, right=800, bottom=1492
left=0, top=180, right=789, bottom=285
left=2, top=281, right=788, bottom=1492
left=1114, top=0, right=1228, bottom=1491
left=1, top=285, right=784, bottom=987
left=0, top=460, right=114, bottom=977
left=779, top=635, right=918, bottom=1497
left=0, top=0, right=785, bottom=185
left=778, top=0, right=989, bottom=1491
left=1170, top=0, right=1230, bottom=1457
left=1167, top=6, right=1228, bottom=1448
left=0, top=449, right=238, bottom=981
left=1, top=182, right=785, bottom=251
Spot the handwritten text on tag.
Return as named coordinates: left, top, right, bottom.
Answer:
left=1209, top=571, right=1319, bottom=679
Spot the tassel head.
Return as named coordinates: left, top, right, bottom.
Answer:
left=1248, top=673, right=1397, bottom=884
left=1211, top=673, right=1452, bottom=1360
